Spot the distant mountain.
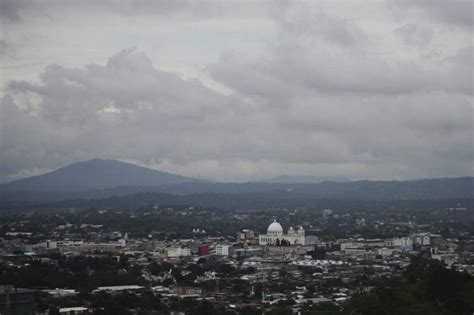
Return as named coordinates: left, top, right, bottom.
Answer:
left=0, top=173, right=472, bottom=202
left=259, top=175, right=351, bottom=183
left=0, top=159, right=200, bottom=192
left=139, top=177, right=474, bottom=199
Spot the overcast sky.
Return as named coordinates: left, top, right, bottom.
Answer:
left=0, top=0, right=472, bottom=183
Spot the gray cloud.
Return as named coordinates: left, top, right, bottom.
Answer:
left=2, top=47, right=472, bottom=182
left=274, top=3, right=368, bottom=47
left=395, top=24, right=434, bottom=48
left=2, top=49, right=249, bottom=179
left=211, top=8, right=472, bottom=97
left=0, top=0, right=23, bottom=21
left=395, top=0, right=473, bottom=28
left=0, top=0, right=276, bottom=24
left=0, top=1, right=472, bottom=182
left=0, top=40, right=15, bottom=57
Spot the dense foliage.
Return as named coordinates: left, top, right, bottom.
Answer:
left=344, top=257, right=474, bottom=315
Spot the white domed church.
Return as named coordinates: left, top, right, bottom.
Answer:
left=259, top=220, right=305, bottom=246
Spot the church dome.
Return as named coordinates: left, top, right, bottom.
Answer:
left=267, top=220, right=283, bottom=234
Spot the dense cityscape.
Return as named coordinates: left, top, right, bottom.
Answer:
left=1, top=195, right=473, bottom=314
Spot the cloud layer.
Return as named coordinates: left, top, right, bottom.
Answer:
left=0, top=0, right=472, bottom=182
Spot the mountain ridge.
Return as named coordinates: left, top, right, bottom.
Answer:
left=0, top=159, right=472, bottom=201
left=258, top=175, right=351, bottom=183
left=0, top=158, right=200, bottom=192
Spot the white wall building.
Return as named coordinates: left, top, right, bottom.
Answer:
left=259, top=220, right=305, bottom=246
left=167, top=247, right=191, bottom=258
left=215, top=244, right=230, bottom=256
left=413, top=233, right=431, bottom=246
left=392, top=237, right=414, bottom=250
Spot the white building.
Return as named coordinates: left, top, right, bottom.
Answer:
left=167, top=247, right=191, bottom=258
left=413, top=233, right=431, bottom=246
left=59, top=307, right=88, bottom=314
left=340, top=241, right=364, bottom=251
left=391, top=237, right=414, bottom=250
left=259, top=220, right=305, bottom=246
left=215, top=244, right=230, bottom=256
left=93, top=285, right=144, bottom=293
